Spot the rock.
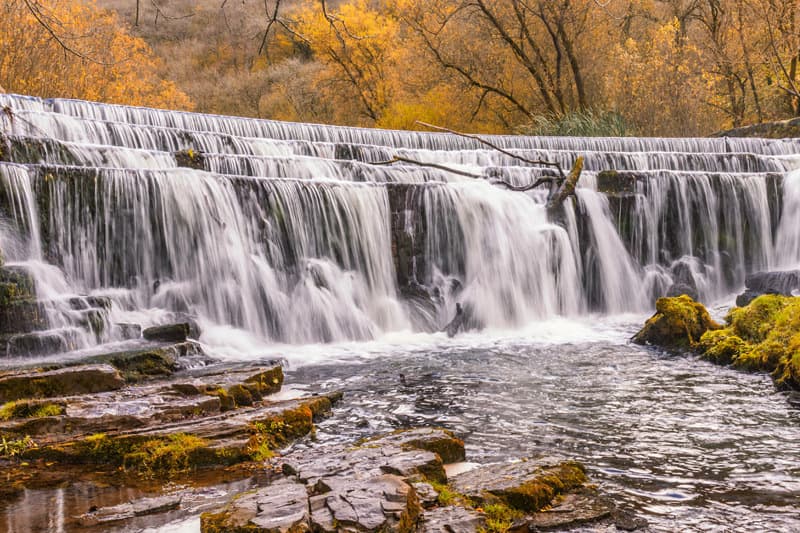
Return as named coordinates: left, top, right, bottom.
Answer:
left=632, top=295, right=720, bottom=350
left=143, top=323, right=190, bottom=343
left=511, top=490, right=614, bottom=531
left=421, top=505, right=486, bottom=533
left=5, top=329, right=82, bottom=357
left=665, top=282, right=699, bottom=301
left=713, top=117, right=800, bottom=139
left=282, top=441, right=446, bottom=486
left=736, top=270, right=800, bottom=305
left=175, top=149, right=206, bottom=170
left=244, top=366, right=284, bottom=397
left=81, top=341, right=203, bottom=382
left=80, top=494, right=182, bottom=526
left=0, top=300, right=47, bottom=335
left=596, top=170, right=638, bottom=195
left=412, top=482, right=439, bottom=509
left=115, top=322, right=142, bottom=340
left=736, top=290, right=761, bottom=307
left=0, top=364, right=125, bottom=402
left=312, top=475, right=421, bottom=533
left=698, top=294, right=800, bottom=390
left=201, top=479, right=310, bottom=533
left=450, top=457, right=587, bottom=513
left=364, top=428, right=466, bottom=464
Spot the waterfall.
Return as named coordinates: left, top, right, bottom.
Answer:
left=1, top=93, right=799, bottom=352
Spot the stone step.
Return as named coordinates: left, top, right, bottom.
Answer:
left=0, top=364, right=125, bottom=403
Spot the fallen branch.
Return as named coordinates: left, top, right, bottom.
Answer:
left=415, top=120, right=567, bottom=179
left=546, top=156, right=584, bottom=212
left=372, top=156, right=482, bottom=179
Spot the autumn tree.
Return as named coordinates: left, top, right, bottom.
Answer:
left=0, top=0, right=193, bottom=109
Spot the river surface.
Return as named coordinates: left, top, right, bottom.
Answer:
left=2, top=315, right=800, bottom=533
left=277, top=315, right=800, bottom=532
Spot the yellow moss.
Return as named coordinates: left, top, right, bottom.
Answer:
left=0, top=400, right=65, bottom=420
left=633, top=295, right=720, bottom=350
left=699, top=295, right=800, bottom=390
left=123, top=433, right=210, bottom=478
left=727, top=294, right=789, bottom=342
left=480, top=503, right=523, bottom=533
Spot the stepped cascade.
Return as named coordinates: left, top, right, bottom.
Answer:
left=1, top=93, right=800, bottom=356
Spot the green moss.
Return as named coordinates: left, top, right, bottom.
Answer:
left=633, top=295, right=720, bottom=350
left=0, top=400, right=65, bottom=420
left=698, top=329, right=750, bottom=365
left=495, top=462, right=587, bottom=513
left=480, top=503, right=523, bottom=533
left=123, top=433, right=211, bottom=478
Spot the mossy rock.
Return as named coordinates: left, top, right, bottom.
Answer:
left=363, top=427, right=466, bottom=464
left=244, top=366, right=284, bottom=397
left=633, top=295, right=721, bottom=351
left=697, top=295, right=800, bottom=391
left=0, top=364, right=125, bottom=402
left=450, top=458, right=588, bottom=514
left=0, top=399, right=66, bottom=420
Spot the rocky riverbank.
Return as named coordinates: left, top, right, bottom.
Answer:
left=634, top=293, right=800, bottom=391
left=0, top=351, right=645, bottom=532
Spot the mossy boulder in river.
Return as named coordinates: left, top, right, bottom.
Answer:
left=632, top=295, right=721, bottom=350
left=698, top=295, right=800, bottom=390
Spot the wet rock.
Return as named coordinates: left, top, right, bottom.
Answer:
left=665, top=282, right=699, bottom=300
left=5, top=329, right=81, bottom=357
left=0, top=398, right=65, bottom=420
left=201, top=479, right=310, bottom=533
left=80, top=494, right=182, bottom=526
left=143, top=323, right=190, bottom=343
left=281, top=441, right=446, bottom=485
left=0, top=300, right=47, bottom=335
left=736, top=270, right=800, bottom=306
left=510, top=490, right=614, bottom=531
left=0, top=364, right=124, bottom=402
left=596, top=170, right=638, bottom=195
left=81, top=341, right=203, bottom=382
left=450, top=457, right=587, bottom=513
left=632, top=295, right=720, bottom=351
left=115, top=322, right=142, bottom=340
left=311, top=474, right=421, bottom=533
left=363, top=428, right=466, bottom=464
left=244, top=366, right=284, bottom=397
left=421, top=505, right=485, bottom=533
left=412, top=482, right=439, bottom=509
left=175, top=149, right=206, bottom=170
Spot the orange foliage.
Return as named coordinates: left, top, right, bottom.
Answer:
left=0, top=0, right=193, bottom=110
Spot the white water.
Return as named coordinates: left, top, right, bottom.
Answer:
left=1, top=93, right=799, bottom=358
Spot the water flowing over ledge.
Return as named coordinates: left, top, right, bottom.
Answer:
left=1, top=93, right=800, bottom=355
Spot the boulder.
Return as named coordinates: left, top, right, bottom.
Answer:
left=665, top=282, right=699, bottom=301
left=736, top=270, right=800, bottom=306
left=201, top=479, right=311, bottom=533
left=632, top=295, right=720, bottom=350
left=421, top=506, right=485, bottom=533
left=698, top=294, right=800, bottom=390
left=449, top=457, right=587, bottom=513
left=362, top=428, right=466, bottom=464
left=143, top=323, right=190, bottom=343
left=0, top=364, right=125, bottom=402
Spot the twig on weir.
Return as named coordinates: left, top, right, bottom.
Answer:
left=415, top=120, right=567, bottom=180
left=372, top=156, right=483, bottom=179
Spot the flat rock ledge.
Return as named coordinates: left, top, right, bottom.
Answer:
left=201, top=429, right=644, bottom=533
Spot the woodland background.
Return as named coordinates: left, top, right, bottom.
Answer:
left=1, top=0, right=798, bottom=136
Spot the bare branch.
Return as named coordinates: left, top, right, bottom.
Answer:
left=415, top=120, right=566, bottom=179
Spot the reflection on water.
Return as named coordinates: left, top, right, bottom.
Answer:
left=289, top=337, right=800, bottom=532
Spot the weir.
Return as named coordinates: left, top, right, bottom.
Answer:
left=1, top=93, right=800, bottom=353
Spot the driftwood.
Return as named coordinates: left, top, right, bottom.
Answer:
left=546, top=156, right=584, bottom=212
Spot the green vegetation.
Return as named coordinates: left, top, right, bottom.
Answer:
left=0, top=435, right=37, bottom=458
left=481, top=503, right=524, bottom=533
left=0, top=400, right=65, bottom=420
left=521, top=110, right=631, bottom=137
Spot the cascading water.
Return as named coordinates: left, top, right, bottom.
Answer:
left=1, top=93, right=800, bottom=352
